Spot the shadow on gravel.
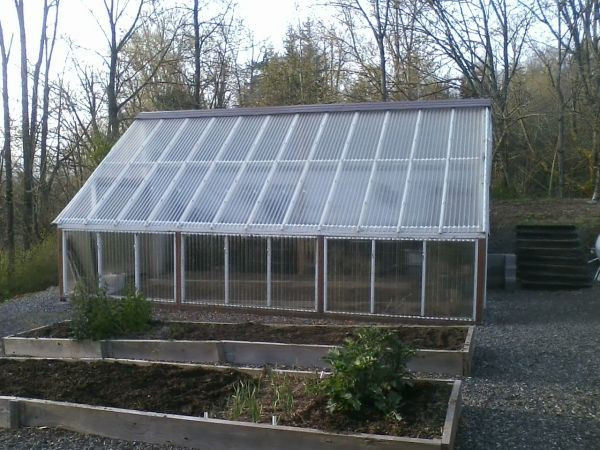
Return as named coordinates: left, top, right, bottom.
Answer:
left=455, top=405, right=600, bottom=450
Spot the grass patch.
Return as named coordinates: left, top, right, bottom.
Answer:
left=0, top=236, right=57, bottom=301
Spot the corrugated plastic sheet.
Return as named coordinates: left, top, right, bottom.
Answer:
left=55, top=101, right=491, bottom=238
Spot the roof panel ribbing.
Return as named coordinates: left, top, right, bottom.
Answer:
left=55, top=99, right=492, bottom=239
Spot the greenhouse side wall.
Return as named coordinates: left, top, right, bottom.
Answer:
left=59, top=230, right=483, bottom=322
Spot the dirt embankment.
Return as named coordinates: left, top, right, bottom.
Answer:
left=490, top=198, right=600, bottom=253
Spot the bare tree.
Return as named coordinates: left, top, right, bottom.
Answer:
left=423, top=0, right=532, bottom=189
left=0, top=20, right=14, bottom=272
left=331, top=0, right=391, bottom=101
left=15, top=0, right=57, bottom=248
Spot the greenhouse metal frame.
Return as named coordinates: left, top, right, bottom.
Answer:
left=55, top=99, right=492, bottom=323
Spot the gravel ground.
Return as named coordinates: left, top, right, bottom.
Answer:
left=0, top=285, right=599, bottom=449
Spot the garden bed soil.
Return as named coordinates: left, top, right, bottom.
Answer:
left=26, top=321, right=468, bottom=351
left=0, top=359, right=450, bottom=439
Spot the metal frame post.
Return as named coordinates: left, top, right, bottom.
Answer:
left=224, top=236, right=230, bottom=304
left=181, top=234, right=186, bottom=303
left=266, top=237, right=272, bottom=307
left=370, top=239, right=376, bottom=314
left=174, top=233, right=182, bottom=305
left=421, top=240, right=427, bottom=316
left=96, top=233, right=103, bottom=289
left=316, top=236, right=324, bottom=312
left=323, top=238, right=328, bottom=312
left=134, top=234, right=141, bottom=293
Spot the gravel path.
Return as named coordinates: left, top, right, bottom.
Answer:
left=456, top=286, right=600, bottom=449
left=0, top=285, right=599, bottom=449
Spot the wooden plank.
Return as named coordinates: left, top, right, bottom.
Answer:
left=0, top=397, right=19, bottom=429
left=441, top=381, right=462, bottom=450
left=14, top=396, right=448, bottom=450
left=475, top=239, right=486, bottom=324
left=2, top=338, right=102, bottom=359
left=106, top=340, right=221, bottom=364
left=222, top=341, right=332, bottom=368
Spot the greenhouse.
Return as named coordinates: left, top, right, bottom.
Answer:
left=55, top=99, right=491, bottom=322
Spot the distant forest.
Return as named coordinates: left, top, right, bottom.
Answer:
left=0, top=0, right=599, bottom=279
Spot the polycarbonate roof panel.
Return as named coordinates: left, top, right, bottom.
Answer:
left=55, top=99, right=491, bottom=238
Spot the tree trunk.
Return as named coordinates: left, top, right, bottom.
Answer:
left=15, top=0, right=33, bottom=250
left=193, top=0, right=202, bottom=109
left=0, top=21, right=15, bottom=273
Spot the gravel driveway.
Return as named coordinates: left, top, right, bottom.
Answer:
left=1, top=285, right=599, bottom=449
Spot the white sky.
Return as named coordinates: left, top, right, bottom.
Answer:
left=0, top=0, right=321, bottom=119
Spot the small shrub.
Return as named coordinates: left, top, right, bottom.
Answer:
left=320, top=327, right=415, bottom=418
left=71, top=286, right=152, bottom=340
left=118, top=289, right=152, bottom=334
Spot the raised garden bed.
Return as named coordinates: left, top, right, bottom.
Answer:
left=2, top=322, right=475, bottom=375
left=0, top=358, right=461, bottom=449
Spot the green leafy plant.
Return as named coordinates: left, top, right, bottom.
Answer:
left=229, top=378, right=263, bottom=422
left=320, top=327, right=415, bottom=418
left=117, top=289, right=152, bottom=333
left=71, top=285, right=152, bottom=340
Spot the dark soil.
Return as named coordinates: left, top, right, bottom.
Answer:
left=0, top=359, right=245, bottom=417
left=27, top=321, right=468, bottom=350
left=0, top=359, right=451, bottom=439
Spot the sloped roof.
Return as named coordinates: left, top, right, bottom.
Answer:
left=55, top=99, right=492, bottom=239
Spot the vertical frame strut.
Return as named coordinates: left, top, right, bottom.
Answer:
left=420, top=240, right=427, bottom=316
left=370, top=239, right=376, bottom=314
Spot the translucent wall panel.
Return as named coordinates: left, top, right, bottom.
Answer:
left=57, top=163, right=121, bottom=220
left=374, top=241, right=422, bottom=315
left=103, top=120, right=160, bottom=163
left=425, top=241, right=475, bottom=318
left=229, top=236, right=267, bottom=306
left=271, top=238, right=316, bottom=310
left=221, top=116, right=267, bottom=161
left=288, top=162, right=336, bottom=225
left=122, top=163, right=180, bottom=222
left=443, top=159, right=482, bottom=228
left=326, top=239, right=370, bottom=313
left=219, top=162, right=270, bottom=224
left=91, top=163, right=153, bottom=220
left=251, top=114, right=295, bottom=161
left=136, top=119, right=183, bottom=162
left=414, top=109, right=452, bottom=158
left=183, top=235, right=225, bottom=304
left=345, top=112, right=386, bottom=159
left=138, top=233, right=174, bottom=301
left=252, top=162, right=303, bottom=225
left=184, top=163, right=239, bottom=223
left=153, top=163, right=210, bottom=222
left=362, top=161, right=408, bottom=227
left=190, top=116, right=238, bottom=161
left=324, top=161, right=372, bottom=226
left=379, top=111, right=419, bottom=160
left=99, top=232, right=135, bottom=296
left=163, top=118, right=212, bottom=161
left=313, top=113, right=354, bottom=160
left=401, top=160, right=444, bottom=227
left=280, top=114, right=323, bottom=160
left=450, top=109, right=484, bottom=158
left=64, top=231, right=97, bottom=293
